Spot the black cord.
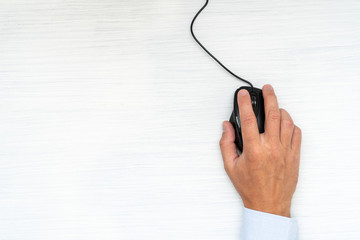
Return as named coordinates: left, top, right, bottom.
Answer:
left=190, top=0, right=253, bottom=89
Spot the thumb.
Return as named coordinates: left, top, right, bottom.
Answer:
left=220, top=121, right=239, bottom=169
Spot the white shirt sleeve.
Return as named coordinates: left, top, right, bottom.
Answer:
left=241, top=207, right=299, bottom=240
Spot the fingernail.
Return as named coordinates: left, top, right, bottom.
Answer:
left=222, top=122, right=228, bottom=132
left=264, top=84, right=273, bottom=91
left=239, top=89, right=248, bottom=96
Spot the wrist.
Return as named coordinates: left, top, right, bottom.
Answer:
left=243, top=201, right=291, bottom=217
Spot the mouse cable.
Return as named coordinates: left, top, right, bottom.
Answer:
left=190, top=0, right=253, bottom=89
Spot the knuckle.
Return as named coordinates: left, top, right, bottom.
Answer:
left=270, top=149, right=281, bottom=160
left=294, top=126, right=302, bottom=135
left=245, top=135, right=257, bottom=144
left=245, top=144, right=262, bottom=158
left=224, top=163, right=231, bottom=173
left=249, top=147, right=261, bottom=157
left=242, top=114, right=255, bottom=125
left=268, top=109, right=280, bottom=121
left=264, top=141, right=282, bottom=159
left=282, top=119, right=294, bottom=128
left=293, top=177, right=299, bottom=185
left=280, top=108, right=289, bottom=115
left=219, top=138, right=226, bottom=147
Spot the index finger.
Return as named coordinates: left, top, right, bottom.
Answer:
left=238, top=89, right=260, bottom=145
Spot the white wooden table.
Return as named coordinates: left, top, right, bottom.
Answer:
left=1, top=0, right=360, bottom=239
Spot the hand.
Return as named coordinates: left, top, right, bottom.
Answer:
left=219, top=84, right=302, bottom=217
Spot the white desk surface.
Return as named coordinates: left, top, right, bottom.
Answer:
left=1, top=0, right=360, bottom=239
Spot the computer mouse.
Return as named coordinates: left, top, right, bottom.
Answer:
left=229, top=86, right=265, bottom=152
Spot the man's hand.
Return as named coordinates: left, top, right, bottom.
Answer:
left=220, top=84, right=302, bottom=217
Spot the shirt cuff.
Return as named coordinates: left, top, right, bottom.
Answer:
left=241, top=207, right=299, bottom=240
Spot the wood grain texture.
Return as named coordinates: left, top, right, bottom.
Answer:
left=1, top=0, right=360, bottom=239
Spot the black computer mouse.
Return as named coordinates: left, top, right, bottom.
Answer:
left=229, top=86, right=265, bottom=152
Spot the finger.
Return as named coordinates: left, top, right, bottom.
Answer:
left=291, top=125, right=302, bottom=154
left=238, top=89, right=260, bottom=145
left=220, top=121, right=239, bottom=169
left=280, top=108, right=295, bottom=148
left=262, top=84, right=281, bottom=141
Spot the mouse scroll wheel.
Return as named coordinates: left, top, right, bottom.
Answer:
left=251, top=95, right=257, bottom=106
